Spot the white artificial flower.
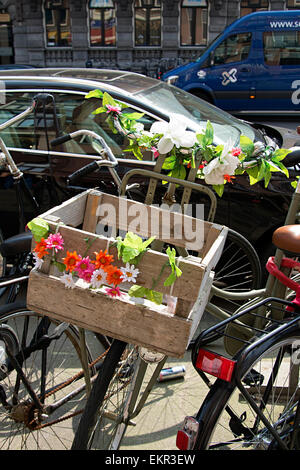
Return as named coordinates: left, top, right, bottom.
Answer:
left=32, top=252, right=43, bottom=270
left=60, top=272, right=76, bottom=289
left=120, top=263, right=139, bottom=283
left=90, top=268, right=107, bottom=289
left=202, top=140, right=240, bottom=185
left=133, top=122, right=144, bottom=134
left=150, top=115, right=197, bottom=155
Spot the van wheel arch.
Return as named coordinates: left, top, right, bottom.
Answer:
left=190, top=89, right=214, bottom=104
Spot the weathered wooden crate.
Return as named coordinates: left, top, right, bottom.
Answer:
left=27, top=189, right=227, bottom=358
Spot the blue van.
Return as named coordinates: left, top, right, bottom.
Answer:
left=162, top=11, right=300, bottom=114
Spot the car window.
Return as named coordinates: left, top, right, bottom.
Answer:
left=0, top=91, right=157, bottom=161
left=213, top=33, right=252, bottom=65
left=263, top=31, right=300, bottom=66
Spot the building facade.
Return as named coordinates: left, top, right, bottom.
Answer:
left=0, top=0, right=298, bottom=76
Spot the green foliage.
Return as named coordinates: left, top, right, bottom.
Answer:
left=128, top=285, right=163, bottom=305
left=27, top=218, right=49, bottom=242
left=163, top=247, right=182, bottom=286
left=85, top=89, right=291, bottom=197
left=116, top=232, right=155, bottom=265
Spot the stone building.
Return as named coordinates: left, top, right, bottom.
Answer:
left=0, top=0, right=298, bottom=76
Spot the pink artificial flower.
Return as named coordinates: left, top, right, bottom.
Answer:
left=45, top=233, right=64, bottom=253
left=81, top=267, right=94, bottom=283
left=231, top=147, right=242, bottom=157
left=106, top=104, right=121, bottom=114
left=151, top=147, right=159, bottom=159
left=105, top=286, right=124, bottom=298
left=75, top=256, right=94, bottom=280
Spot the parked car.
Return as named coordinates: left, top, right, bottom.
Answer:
left=162, top=10, right=300, bottom=116
left=0, top=68, right=299, bottom=266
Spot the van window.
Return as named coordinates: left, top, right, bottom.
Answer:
left=264, top=31, right=300, bottom=66
left=213, top=32, right=252, bottom=65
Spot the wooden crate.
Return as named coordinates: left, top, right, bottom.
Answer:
left=27, top=189, right=227, bottom=358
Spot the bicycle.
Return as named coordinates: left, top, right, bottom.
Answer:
left=0, top=110, right=266, bottom=450
left=0, top=95, right=298, bottom=449
left=173, top=182, right=300, bottom=450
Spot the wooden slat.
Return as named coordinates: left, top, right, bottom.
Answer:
left=27, top=270, right=192, bottom=358
left=88, top=190, right=211, bottom=252
left=41, top=190, right=90, bottom=228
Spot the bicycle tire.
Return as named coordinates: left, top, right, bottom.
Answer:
left=72, top=339, right=139, bottom=450
left=0, top=305, right=97, bottom=450
left=193, top=323, right=300, bottom=450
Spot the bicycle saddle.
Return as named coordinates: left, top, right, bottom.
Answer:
left=272, top=224, right=300, bottom=254
left=0, top=232, right=32, bottom=257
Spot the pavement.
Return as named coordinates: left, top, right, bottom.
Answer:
left=119, top=312, right=220, bottom=451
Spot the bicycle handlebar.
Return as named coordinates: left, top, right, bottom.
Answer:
left=51, top=130, right=121, bottom=187
left=67, top=160, right=104, bottom=184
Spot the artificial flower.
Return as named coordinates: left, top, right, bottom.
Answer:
left=63, top=250, right=81, bottom=273
left=106, top=265, right=123, bottom=286
left=75, top=256, right=94, bottom=279
left=150, top=114, right=197, bottom=154
left=231, top=147, right=242, bottom=157
left=120, top=263, right=139, bottom=283
left=60, top=272, right=76, bottom=289
left=33, top=238, right=49, bottom=259
left=32, top=252, right=43, bottom=269
left=45, top=233, right=64, bottom=253
left=81, top=268, right=94, bottom=283
left=90, top=268, right=107, bottom=289
left=151, top=146, right=159, bottom=159
left=105, top=286, right=124, bottom=298
left=224, top=174, right=236, bottom=183
left=106, top=104, right=121, bottom=114
left=93, top=249, right=114, bottom=269
left=202, top=140, right=240, bottom=185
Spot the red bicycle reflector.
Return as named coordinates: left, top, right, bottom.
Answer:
left=196, top=349, right=236, bottom=382
left=176, top=430, right=190, bottom=450
left=176, top=416, right=199, bottom=450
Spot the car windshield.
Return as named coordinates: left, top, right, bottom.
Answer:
left=135, top=82, right=261, bottom=147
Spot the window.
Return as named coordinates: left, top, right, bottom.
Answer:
left=44, top=0, right=72, bottom=47
left=287, top=0, right=300, bottom=9
left=134, top=0, right=161, bottom=47
left=89, top=0, right=116, bottom=47
left=180, top=0, right=208, bottom=46
left=264, top=31, right=300, bottom=66
left=240, top=0, right=269, bottom=17
left=0, top=91, right=157, bottom=161
left=0, top=9, right=13, bottom=65
left=213, top=33, right=252, bottom=65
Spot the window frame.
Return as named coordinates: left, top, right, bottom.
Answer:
left=134, top=0, right=162, bottom=48
left=180, top=0, right=208, bottom=47
left=43, top=0, right=72, bottom=48
left=88, top=0, right=116, bottom=48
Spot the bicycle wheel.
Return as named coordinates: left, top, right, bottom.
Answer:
left=214, top=228, right=262, bottom=293
left=72, top=339, right=140, bottom=450
left=193, top=326, right=300, bottom=450
left=0, top=306, right=97, bottom=450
